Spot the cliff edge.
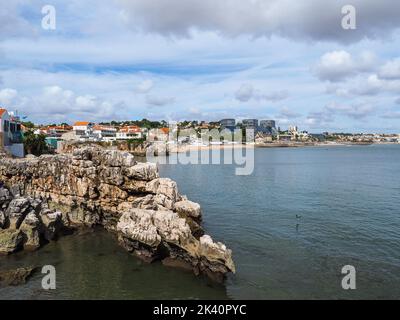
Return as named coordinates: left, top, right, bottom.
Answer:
left=0, top=147, right=235, bottom=281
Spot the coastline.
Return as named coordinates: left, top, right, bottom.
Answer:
left=162, top=141, right=398, bottom=153
left=0, top=147, right=235, bottom=282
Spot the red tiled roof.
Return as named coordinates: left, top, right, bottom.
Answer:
left=73, top=121, right=90, bottom=126
left=93, top=125, right=116, bottom=131
left=47, top=125, right=72, bottom=131
left=160, top=127, right=169, bottom=134
left=119, top=125, right=141, bottom=133
left=0, top=108, right=7, bottom=117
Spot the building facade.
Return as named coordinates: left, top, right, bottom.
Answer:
left=0, top=108, right=24, bottom=157
left=116, top=125, right=143, bottom=140
left=259, top=120, right=277, bottom=135
left=219, top=119, right=236, bottom=131
left=93, top=125, right=117, bottom=141
left=73, top=121, right=94, bottom=137
left=242, top=119, right=259, bottom=128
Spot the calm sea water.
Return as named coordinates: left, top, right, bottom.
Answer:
left=1, top=145, right=400, bottom=299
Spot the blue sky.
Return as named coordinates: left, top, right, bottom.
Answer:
left=1, top=0, right=400, bottom=132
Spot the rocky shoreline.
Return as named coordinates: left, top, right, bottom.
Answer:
left=0, top=147, right=235, bottom=282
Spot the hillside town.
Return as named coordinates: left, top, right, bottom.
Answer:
left=1, top=107, right=400, bottom=158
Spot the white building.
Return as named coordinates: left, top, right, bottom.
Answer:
left=93, top=125, right=117, bottom=141
left=147, top=128, right=169, bottom=142
left=0, top=108, right=24, bottom=157
left=116, top=126, right=143, bottom=140
left=73, top=121, right=94, bottom=137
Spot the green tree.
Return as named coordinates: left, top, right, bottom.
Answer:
left=21, top=121, right=35, bottom=129
left=23, top=131, right=51, bottom=156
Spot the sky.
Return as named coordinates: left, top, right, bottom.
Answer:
left=1, top=0, right=400, bottom=133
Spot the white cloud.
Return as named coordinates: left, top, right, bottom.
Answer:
left=235, top=83, right=288, bottom=102
left=351, top=75, right=384, bottom=96
left=0, top=88, right=18, bottom=105
left=314, top=50, right=376, bottom=82
left=235, top=84, right=254, bottom=102
left=117, top=0, right=400, bottom=43
left=135, top=79, right=154, bottom=93
left=0, top=1, right=37, bottom=37
left=325, top=101, right=374, bottom=120
left=1, top=84, right=128, bottom=123
left=378, top=58, right=400, bottom=80
left=278, top=106, right=302, bottom=119
left=75, top=95, right=97, bottom=109
left=146, top=94, right=175, bottom=107
left=306, top=110, right=335, bottom=128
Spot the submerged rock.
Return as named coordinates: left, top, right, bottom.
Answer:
left=0, top=267, right=35, bottom=287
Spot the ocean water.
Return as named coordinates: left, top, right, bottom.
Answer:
left=1, top=145, right=400, bottom=299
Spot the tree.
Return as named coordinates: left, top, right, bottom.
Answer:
left=23, top=131, right=51, bottom=156
left=21, top=121, right=35, bottom=129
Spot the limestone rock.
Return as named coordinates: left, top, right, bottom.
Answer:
left=146, top=178, right=179, bottom=202
left=175, top=200, right=201, bottom=219
left=130, top=195, right=158, bottom=210
left=0, top=187, right=11, bottom=204
left=124, top=162, right=159, bottom=181
left=0, top=229, right=24, bottom=255
left=116, top=208, right=235, bottom=278
left=199, top=235, right=235, bottom=274
left=117, top=209, right=161, bottom=248
left=9, top=185, right=23, bottom=197
left=20, top=211, right=42, bottom=251
left=0, top=267, right=35, bottom=287
left=40, top=209, right=63, bottom=241
left=98, top=150, right=136, bottom=167
left=0, top=147, right=235, bottom=281
left=0, top=210, right=5, bottom=229
left=6, top=198, right=31, bottom=229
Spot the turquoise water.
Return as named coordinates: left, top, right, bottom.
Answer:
left=1, top=145, right=400, bottom=299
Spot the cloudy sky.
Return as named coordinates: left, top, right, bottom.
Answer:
left=1, top=0, right=400, bottom=132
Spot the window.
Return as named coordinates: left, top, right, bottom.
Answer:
left=4, top=120, right=9, bottom=132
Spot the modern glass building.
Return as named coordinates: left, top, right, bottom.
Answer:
left=219, top=119, right=236, bottom=131
left=242, top=119, right=259, bottom=128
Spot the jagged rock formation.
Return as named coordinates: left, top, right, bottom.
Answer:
left=0, top=193, right=64, bottom=254
left=0, top=147, right=235, bottom=281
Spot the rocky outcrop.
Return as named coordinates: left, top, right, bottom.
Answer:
left=0, top=194, right=66, bottom=254
left=117, top=208, right=234, bottom=279
left=0, top=229, right=25, bottom=254
left=0, top=267, right=35, bottom=287
left=0, top=147, right=235, bottom=281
